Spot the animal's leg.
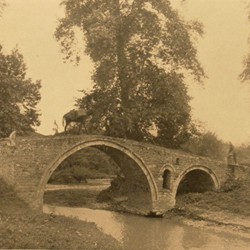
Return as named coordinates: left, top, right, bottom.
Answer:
left=78, top=123, right=83, bottom=134
left=84, top=124, right=88, bottom=134
left=65, top=121, right=69, bottom=134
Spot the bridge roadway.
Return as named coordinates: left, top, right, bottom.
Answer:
left=0, top=134, right=239, bottom=215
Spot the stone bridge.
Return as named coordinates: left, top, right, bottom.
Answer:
left=0, top=135, right=246, bottom=215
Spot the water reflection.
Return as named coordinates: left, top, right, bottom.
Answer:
left=45, top=206, right=124, bottom=241
left=44, top=205, right=250, bottom=250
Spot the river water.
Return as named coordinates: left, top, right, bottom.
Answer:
left=43, top=204, right=250, bottom=250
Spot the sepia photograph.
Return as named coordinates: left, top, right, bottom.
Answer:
left=0, top=0, right=250, bottom=249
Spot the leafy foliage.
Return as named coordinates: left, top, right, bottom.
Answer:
left=0, top=46, right=41, bottom=137
left=240, top=4, right=250, bottom=81
left=240, top=56, right=250, bottom=81
left=49, top=148, right=119, bottom=184
left=236, top=144, right=250, bottom=166
left=0, top=0, right=5, bottom=16
left=56, top=0, right=205, bottom=147
left=182, top=131, right=226, bottom=160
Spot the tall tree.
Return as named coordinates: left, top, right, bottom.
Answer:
left=241, top=57, right=250, bottom=81
left=0, top=0, right=5, bottom=16
left=0, top=46, right=41, bottom=137
left=240, top=3, right=250, bottom=81
left=55, top=0, right=205, bottom=147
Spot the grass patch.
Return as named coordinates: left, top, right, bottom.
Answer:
left=44, top=189, right=101, bottom=207
left=0, top=178, right=121, bottom=249
left=176, top=176, right=250, bottom=216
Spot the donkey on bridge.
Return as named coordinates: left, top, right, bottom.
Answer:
left=62, top=109, right=88, bottom=134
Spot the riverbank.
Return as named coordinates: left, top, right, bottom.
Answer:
left=0, top=178, right=122, bottom=249
left=173, top=176, right=250, bottom=236
left=44, top=177, right=250, bottom=238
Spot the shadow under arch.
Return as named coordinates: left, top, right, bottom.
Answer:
left=173, top=165, right=220, bottom=196
left=37, top=138, right=158, bottom=211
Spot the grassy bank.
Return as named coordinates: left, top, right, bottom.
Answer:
left=44, top=189, right=101, bottom=208
left=176, top=175, right=250, bottom=217
left=0, top=179, right=121, bottom=249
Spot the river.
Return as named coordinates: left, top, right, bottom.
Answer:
left=43, top=204, right=250, bottom=250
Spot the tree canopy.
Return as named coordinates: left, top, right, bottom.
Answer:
left=55, top=0, right=205, bottom=147
left=241, top=57, right=250, bottom=81
left=182, top=131, right=226, bottom=160
left=0, top=0, right=5, bottom=15
left=240, top=3, right=250, bottom=81
left=0, top=46, right=41, bottom=137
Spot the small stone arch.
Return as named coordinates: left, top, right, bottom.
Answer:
left=173, top=165, right=220, bottom=196
left=37, top=138, right=158, bottom=209
left=160, top=164, right=175, bottom=190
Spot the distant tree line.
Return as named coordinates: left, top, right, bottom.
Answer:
left=49, top=147, right=120, bottom=184
left=240, top=2, right=250, bottom=81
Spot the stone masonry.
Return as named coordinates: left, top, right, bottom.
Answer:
left=0, top=134, right=247, bottom=215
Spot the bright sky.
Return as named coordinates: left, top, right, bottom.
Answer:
left=0, top=0, right=249, bottom=145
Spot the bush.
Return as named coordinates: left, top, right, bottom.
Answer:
left=182, top=131, right=226, bottom=160
left=48, top=148, right=120, bottom=184
left=221, top=178, right=242, bottom=192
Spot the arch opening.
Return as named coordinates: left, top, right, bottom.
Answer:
left=162, top=169, right=171, bottom=189
left=176, top=169, right=217, bottom=195
left=40, top=140, right=157, bottom=214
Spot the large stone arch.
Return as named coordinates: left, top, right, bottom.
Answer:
left=173, top=165, right=220, bottom=196
left=37, top=138, right=158, bottom=210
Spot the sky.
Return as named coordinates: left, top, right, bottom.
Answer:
left=0, top=0, right=249, bottom=145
